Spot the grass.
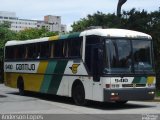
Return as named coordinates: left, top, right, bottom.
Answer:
left=156, top=90, right=160, bottom=97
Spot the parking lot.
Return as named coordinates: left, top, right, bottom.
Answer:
left=0, top=84, right=160, bottom=120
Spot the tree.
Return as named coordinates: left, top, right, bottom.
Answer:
left=0, top=22, right=16, bottom=57
left=71, top=11, right=121, bottom=32
left=117, top=0, right=127, bottom=17
left=0, top=22, right=16, bottom=82
left=16, top=28, right=58, bottom=40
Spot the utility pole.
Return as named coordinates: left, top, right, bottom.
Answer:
left=117, top=0, right=127, bottom=17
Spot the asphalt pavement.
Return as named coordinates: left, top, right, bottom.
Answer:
left=0, top=84, right=160, bottom=120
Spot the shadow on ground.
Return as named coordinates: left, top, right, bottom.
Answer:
left=0, top=94, right=7, bottom=98
left=7, top=91, right=155, bottom=110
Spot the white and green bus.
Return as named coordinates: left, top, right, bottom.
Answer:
left=4, top=28, right=155, bottom=105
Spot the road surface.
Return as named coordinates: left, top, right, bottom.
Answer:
left=0, top=84, right=159, bottom=120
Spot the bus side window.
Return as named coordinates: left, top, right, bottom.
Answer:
left=50, top=38, right=82, bottom=59
left=63, top=41, right=68, bottom=58
left=24, top=44, right=34, bottom=59
left=85, top=35, right=103, bottom=80
left=11, top=45, right=26, bottom=60
left=50, top=43, right=55, bottom=58
left=14, top=47, right=19, bottom=59
left=24, top=47, right=28, bottom=59
left=40, top=43, right=47, bottom=59
left=54, top=41, right=64, bottom=58
left=17, top=45, right=25, bottom=59
left=28, top=44, right=34, bottom=59
left=35, top=43, right=40, bottom=59
left=67, top=38, right=82, bottom=58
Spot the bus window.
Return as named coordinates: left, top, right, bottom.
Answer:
left=108, top=39, right=132, bottom=73
left=63, top=41, right=68, bottom=58
left=18, top=45, right=25, bottom=59
left=91, top=46, right=104, bottom=81
left=85, top=36, right=103, bottom=76
left=5, top=46, right=14, bottom=60
left=40, top=42, right=51, bottom=59
left=22, top=44, right=36, bottom=59
left=68, top=38, right=82, bottom=58
left=35, top=43, right=40, bottom=59
left=28, top=44, right=35, bottom=59
left=132, top=40, right=153, bottom=73
left=12, top=45, right=26, bottom=60
left=24, top=46, right=28, bottom=59
left=54, top=41, right=64, bottom=58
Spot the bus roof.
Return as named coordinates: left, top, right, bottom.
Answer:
left=80, top=28, right=151, bottom=39
left=5, top=28, right=152, bottom=46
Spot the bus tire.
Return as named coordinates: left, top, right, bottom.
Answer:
left=17, top=78, right=25, bottom=96
left=72, top=81, right=87, bottom=106
left=115, top=100, right=128, bottom=104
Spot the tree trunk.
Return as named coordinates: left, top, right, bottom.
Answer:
left=117, top=0, right=127, bottom=17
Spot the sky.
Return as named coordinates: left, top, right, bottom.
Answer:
left=0, top=0, right=159, bottom=31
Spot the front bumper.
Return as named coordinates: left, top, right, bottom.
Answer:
left=104, top=88, right=155, bottom=102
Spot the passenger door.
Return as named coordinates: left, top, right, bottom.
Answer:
left=91, top=45, right=103, bottom=101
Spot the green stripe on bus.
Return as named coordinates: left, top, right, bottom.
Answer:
left=132, top=77, right=141, bottom=83
left=59, top=32, right=80, bottom=40
left=139, top=77, right=147, bottom=84
left=132, top=77, right=147, bottom=84
left=40, top=61, right=57, bottom=93
left=67, top=32, right=81, bottom=38
left=60, top=34, right=69, bottom=40
left=48, top=60, right=68, bottom=94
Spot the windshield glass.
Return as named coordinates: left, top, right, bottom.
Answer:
left=132, top=40, right=153, bottom=73
left=104, top=39, right=154, bottom=74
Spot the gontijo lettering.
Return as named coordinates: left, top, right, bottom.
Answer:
left=16, top=64, right=35, bottom=71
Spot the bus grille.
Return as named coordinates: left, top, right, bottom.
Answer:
left=122, top=84, right=146, bottom=88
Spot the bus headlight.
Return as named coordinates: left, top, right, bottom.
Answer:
left=148, top=91, right=155, bottom=95
left=111, top=92, right=119, bottom=96
left=148, top=84, right=155, bottom=87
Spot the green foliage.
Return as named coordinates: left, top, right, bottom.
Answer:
left=16, top=28, right=58, bottom=40
left=0, top=22, right=16, bottom=61
left=72, top=8, right=160, bottom=33
left=0, top=22, right=16, bottom=48
left=0, top=21, right=11, bottom=28
left=0, top=25, right=58, bottom=49
left=72, top=11, right=121, bottom=31
left=156, top=90, right=160, bottom=97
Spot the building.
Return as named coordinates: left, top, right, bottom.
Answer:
left=37, top=15, right=61, bottom=32
left=0, top=11, right=66, bottom=33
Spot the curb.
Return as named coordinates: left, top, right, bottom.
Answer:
left=144, top=97, right=160, bottom=102
left=149, top=97, right=160, bottom=102
left=154, top=97, right=160, bottom=101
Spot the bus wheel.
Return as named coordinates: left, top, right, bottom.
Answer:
left=17, top=79, right=25, bottom=96
left=115, top=100, right=128, bottom=104
left=72, top=84, right=87, bottom=106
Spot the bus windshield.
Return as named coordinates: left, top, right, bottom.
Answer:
left=104, top=39, right=154, bottom=74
